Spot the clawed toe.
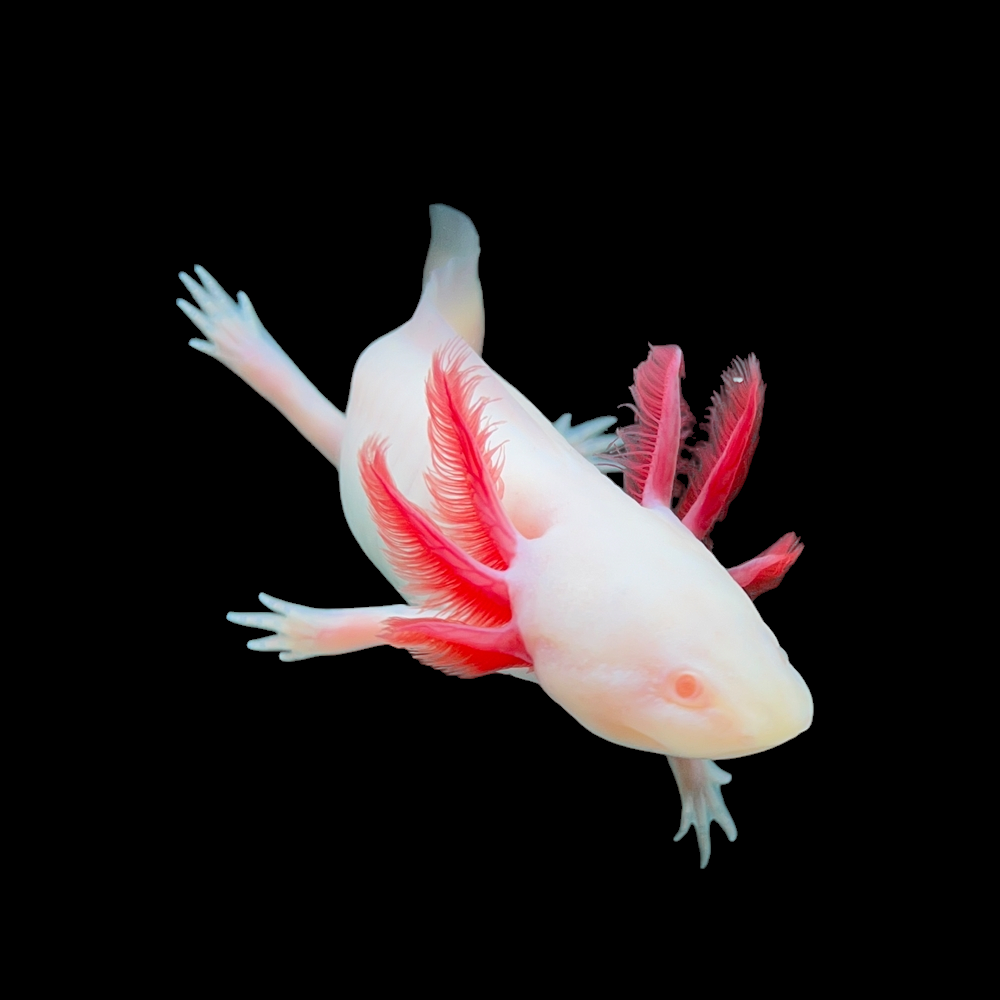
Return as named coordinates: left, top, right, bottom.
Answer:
left=668, top=757, right=738, bottom=868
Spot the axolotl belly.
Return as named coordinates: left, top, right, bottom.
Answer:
left=178, top=204, right=813, bottom=867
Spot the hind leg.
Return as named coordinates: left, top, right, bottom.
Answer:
left=552, top=413, right=619, bottom=472
left=179, top=266, right=346, bottom=469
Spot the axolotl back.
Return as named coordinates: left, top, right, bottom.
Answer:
left=178, top=204, right=812, bottom=867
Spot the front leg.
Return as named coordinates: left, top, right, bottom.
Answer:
left=226, top=593, right=423, bottom=662
left=668, top=757, right=738, bottom=868
left=178, top=266, right=347, bottom=468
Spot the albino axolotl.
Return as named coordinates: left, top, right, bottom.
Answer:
left=178, top=204, right=812, bottom=867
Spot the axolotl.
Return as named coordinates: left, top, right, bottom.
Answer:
left=178, top=204, right=812, bottom=867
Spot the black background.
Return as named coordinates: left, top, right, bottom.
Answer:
left=19, top=22, right=939, bottom=964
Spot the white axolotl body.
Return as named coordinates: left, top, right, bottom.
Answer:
left=179, top=204, right=812, bottom=867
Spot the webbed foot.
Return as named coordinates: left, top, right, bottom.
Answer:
left=226, top=594, right=414, bottom=661
left=552, top=413, right=619, bottom=472
left=667, top=757, right=738, bottom=868
left=178, top=265, right=289, bottom=386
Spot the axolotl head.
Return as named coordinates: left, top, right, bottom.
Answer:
left=523, top=505, right=813, bottom=760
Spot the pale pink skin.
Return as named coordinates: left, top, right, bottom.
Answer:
left=179, top=205, right=813, bottom=867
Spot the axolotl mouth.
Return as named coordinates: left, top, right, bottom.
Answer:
left=713, top=733, right=804, bottom=760
left=713, top=675, right=814, bottom=759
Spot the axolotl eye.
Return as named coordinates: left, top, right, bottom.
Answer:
left=657, top=670, right=707, bottom=707
left=674, top=672, right=701, bottom=700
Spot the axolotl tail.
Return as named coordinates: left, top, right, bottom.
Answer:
left=422, top=204, right=485, bottom=356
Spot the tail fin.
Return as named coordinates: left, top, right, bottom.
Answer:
left=422, top=204, right=485, bottom=355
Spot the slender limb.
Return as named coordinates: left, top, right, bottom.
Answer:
left=668, top=756, right=737, bottom=869
left=179, top=266, right=346, bottom=468
left=227, top=593, right=423, bottom=662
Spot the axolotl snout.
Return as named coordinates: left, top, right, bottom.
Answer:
left=179, top=204, right=812, bottom=867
